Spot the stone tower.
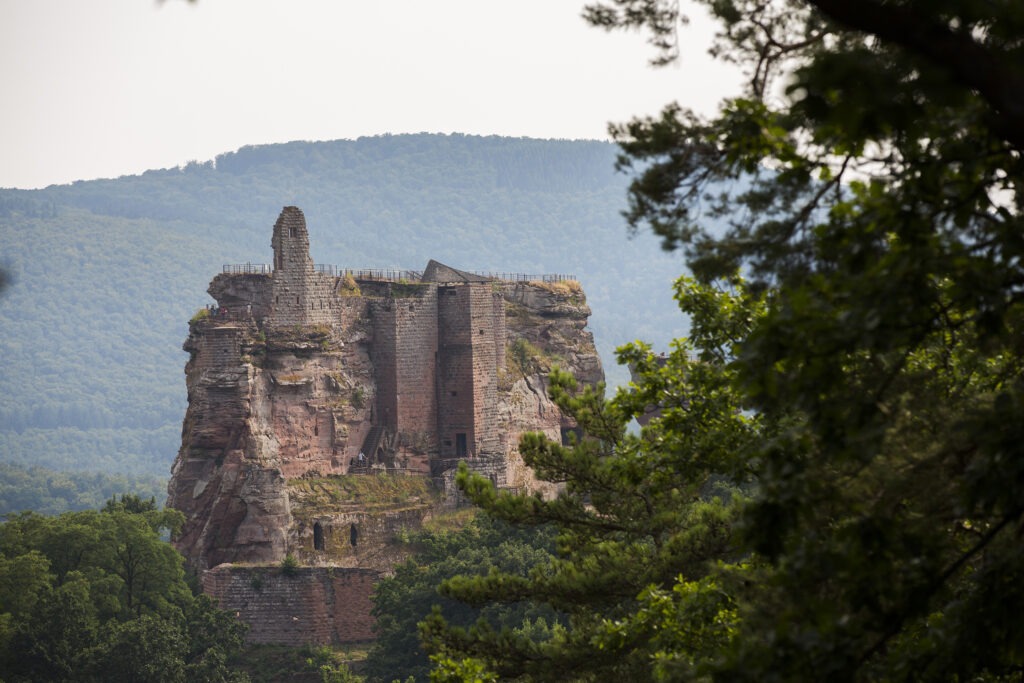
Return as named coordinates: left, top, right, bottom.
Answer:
left=269, top=206, right=335, bottom=327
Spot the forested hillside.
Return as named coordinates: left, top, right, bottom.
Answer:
left=0, top=134, right=689, bottom=499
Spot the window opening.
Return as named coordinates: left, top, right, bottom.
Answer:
left=456, top=433, right=468, bottom=458
left=313, top=522, right=325, bottom=551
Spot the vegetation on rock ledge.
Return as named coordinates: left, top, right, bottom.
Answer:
left=288, top=475, right=438, bottom=518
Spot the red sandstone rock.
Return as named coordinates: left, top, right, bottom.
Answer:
left=168, top=206, right=603, bottom=644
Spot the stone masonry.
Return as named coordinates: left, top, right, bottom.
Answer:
left=168, top=206, right=603, bottom=645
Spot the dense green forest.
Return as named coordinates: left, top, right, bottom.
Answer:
left=0, top=134, right=690, bottom=501
left=0, top=463, right=166, bottom=516
left=0, top=496, right=248, bottom=681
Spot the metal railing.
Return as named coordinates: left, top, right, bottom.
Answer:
left=223, top=264, right=576, bottom=283
left=193, top=306, right=255, bottom=324
left=342, top=269, right=576, bottom=283
left=342, top=268, right=424, bottom=282
left=468, top=272, right=576, bottom=283
left=222, top=263, right=272, bottom=274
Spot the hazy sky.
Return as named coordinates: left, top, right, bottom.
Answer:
left=1, top=0, right=742, bottom=189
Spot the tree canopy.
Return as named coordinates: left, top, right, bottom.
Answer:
left=0, top=500, right=248, bottom=682
left=425, top=278, right=766, bottom=681
left=424, top=1, right=1024, bottom=680
left=365, top=514, right=558, bottom=683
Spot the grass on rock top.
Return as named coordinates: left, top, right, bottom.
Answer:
left=288, top=474, right=438, bottom=515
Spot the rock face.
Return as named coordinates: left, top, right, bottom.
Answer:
left=167, top=206, right=603, bottom=643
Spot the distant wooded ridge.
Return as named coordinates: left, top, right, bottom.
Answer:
left=0, top=134, right=693, bottom=509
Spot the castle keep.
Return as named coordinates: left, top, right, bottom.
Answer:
left=167, top=206, right=603, bottom=645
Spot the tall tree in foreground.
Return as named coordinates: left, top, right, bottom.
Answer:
left=431, top=1, right=1024, bottom=680
left=366, top=514, right=558, bottom=683
left=592, top=1, right=1024, bottom=679
left=425, top=278, right=768, bottom=681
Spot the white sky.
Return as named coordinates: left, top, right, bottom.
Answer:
left=0, top=0, right=742, bottom=189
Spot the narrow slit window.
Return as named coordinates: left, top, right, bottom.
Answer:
left=313, top=522, right=325, bottom=551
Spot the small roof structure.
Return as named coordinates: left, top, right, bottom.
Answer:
left=421, top=259, right=492, bottom=283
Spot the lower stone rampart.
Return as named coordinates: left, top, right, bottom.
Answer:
left=202, top=565, right=378, bottom=646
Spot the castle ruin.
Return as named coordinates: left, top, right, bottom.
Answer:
left=167, top=206, right=603, bottom=645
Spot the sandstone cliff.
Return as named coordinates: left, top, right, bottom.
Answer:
left=166, top=207, right=603, bottom=643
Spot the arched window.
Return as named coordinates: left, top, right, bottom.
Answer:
left=313, top=522, right=325, bottom=551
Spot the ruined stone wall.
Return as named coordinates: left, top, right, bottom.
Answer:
left=271, top=272, right=338, bottom=328
left=391, top=287, right=439, bottom=451
left=436, top=284, right=477, bottom=459
left=433, top=283, right=505, bottom=482
left=171, top=206, right=605, bottom=644
left=202, top=566, right=377, bottom=646
left=370, top=288, right=439, bottom=472
left=492, top=289, right=507, bottom=372
left=269, top=206, right=337, bottom=328
left=291, top=504, right=434, bottom=571
left=306, top=273, right=339, bottom=325
left=188, top=324, right=247, bottom=374
left=468, top=284, right=503, bottom=459
left=370, top=300, right=399, bottom=433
